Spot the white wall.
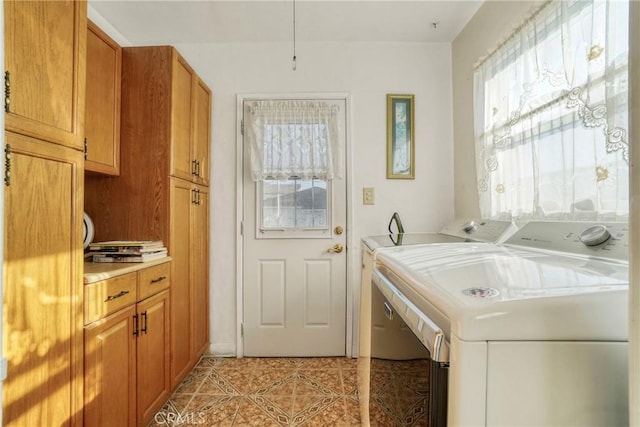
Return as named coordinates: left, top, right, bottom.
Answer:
left=451, top=1, right=541, bottom=219
left=173, top=41, right=455, bottom=355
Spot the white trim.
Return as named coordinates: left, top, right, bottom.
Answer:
left=628, top=1, right=640, bottom=423
left=236, top=92, right=353, bottom=357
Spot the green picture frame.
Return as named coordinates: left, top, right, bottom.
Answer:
left=386, top=94, right=415, bottom=179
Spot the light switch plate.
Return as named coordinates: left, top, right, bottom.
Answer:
left=363, top=187, right=375, bottom=205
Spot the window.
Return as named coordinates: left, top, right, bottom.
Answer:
left=245, top=99, right=344, bottom=237
left=473, top=0, right=629, bottom=221
left=261, top=178, right=329, bottom=230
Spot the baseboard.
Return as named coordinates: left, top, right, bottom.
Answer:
left=208, top=342, right=237, bottom=357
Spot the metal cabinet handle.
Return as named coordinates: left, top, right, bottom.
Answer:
left=105, top=290, right=129, bottom=302
left=150, top=276, right=167, bottom=284
left=133, top=314, right=139, bottom=337
left=141, top=311, right=148, bottom=334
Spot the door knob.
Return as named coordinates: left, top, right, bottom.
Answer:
left=327, top=244, right=344, bottom=254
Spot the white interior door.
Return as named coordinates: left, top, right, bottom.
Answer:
left=242, top=98, right=347, bottom=357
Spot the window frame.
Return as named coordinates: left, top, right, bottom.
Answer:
left=255, top=176, right=333, bottom=239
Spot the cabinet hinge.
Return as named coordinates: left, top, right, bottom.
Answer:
left=240, top=323, right=244, bottom=338
left=240, top=221, right=243, bottom=236
left=84, top=138, right=88, bottom=160
left=4, top=71, right=10, bottom=113
left=241, top=120, right=244, bottom=136
left=4, top=144, right=11, bottom=187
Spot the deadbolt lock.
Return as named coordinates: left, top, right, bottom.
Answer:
left=335, top=226, right=344, bottom=235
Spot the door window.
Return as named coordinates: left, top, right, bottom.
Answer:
left=258, top=177, right=331, bottom=238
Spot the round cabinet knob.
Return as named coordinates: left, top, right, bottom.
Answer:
left=462, top=221, right=478, bottom=234
left=578, top=225, right=611, bottom=246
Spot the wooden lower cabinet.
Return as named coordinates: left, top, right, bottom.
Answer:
left=191, top=186, right=209, bottom=357
left=169, top=178, right=192, bottom=388
left=169, top=179, right=209, bottom=389
left=136, top=290, right=171, bottom=426
left=84, top=306, right=137, bottom=427
left=84, top=263, right=171, bottom=426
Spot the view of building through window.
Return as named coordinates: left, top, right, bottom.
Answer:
left=261, top=177, right=328, bottom=229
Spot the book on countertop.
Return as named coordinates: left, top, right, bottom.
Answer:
left=89, top=240, right=164, bottom=250
left=91, top=249, right=168, bottom=263
left=89, top=247, right=167, bottom=255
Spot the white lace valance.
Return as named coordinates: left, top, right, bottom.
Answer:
left=473, top=0, right=629, bottom=222
left=246, top=100, right=343, bottom=181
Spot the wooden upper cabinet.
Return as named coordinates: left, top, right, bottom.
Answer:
left=85, top=20, right=122, bottom=175
left=192, top=78, right=212, bottom=186
left=170, top=51, right=211, bottom=186
left=171, top=53, right=194, bottom=182
left=116, top=46, right=211, bottom=188
left=4, top=0, right=86, bottom=150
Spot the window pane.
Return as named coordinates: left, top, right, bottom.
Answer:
left=261, top=178, right=328, bottom=230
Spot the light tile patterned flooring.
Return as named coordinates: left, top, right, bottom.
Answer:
left=150, top=356, right=361, bottom=426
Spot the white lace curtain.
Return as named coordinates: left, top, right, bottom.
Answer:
left=246, top=100, right=343, bottom=181
left=473, top=0, right=629, bottom=221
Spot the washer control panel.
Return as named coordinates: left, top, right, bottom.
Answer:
left=505, top=221, right=629, bottom=262
left=440, top=219, right=517, bottom=243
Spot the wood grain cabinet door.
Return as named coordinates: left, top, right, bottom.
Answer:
left=85, top=20, right=122, bottom=175
left=191, top=78, right=211, bottom=186
left=168, top=178, right=193, bottom=388
left=84, top=306, right=137, bottom=427
left=4, top=0, right=86, bottom=149
left=191, top=184, right=209, bottom=358
left=3, top=132, right=84, bottom=426
left=170, top=52, right=194, bottom=182
left=136, top=290, right=171, bottom=426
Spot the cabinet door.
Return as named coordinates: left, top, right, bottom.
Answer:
left=84, top=306, right=137, bottom=427
left=4, top=0, right=86, bottom=149
left=170, top=52, right=194, bottom=182
left=85, top=20, right=122, bottom=175
left=137, top=290, right=171, bottom=426
left=191, top=78, right=211, bottom=186
left=169, top=178, right=193, bottom=388
left=3, top=132, right=84, bottom=425
left=191, top=184, right=209, bottom=358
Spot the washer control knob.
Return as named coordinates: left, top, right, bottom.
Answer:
left=462, top=221, right=478, bottom=234
left=578, top=225, right=611, bottom=246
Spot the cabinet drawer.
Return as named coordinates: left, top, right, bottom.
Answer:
left=138, top=262, right=171, bottom=300
left=85, top=273, right=137, bottom=324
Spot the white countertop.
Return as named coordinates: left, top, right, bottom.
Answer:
left=83, top=257, right=172, bottom=284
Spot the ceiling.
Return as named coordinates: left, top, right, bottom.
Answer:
left=89, top=0, right=484, bottom=45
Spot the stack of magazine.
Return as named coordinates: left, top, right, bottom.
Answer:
left=88, top=241, right=168, bottom=263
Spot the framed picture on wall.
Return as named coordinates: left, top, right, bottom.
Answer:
left=386, top=94, right=415, bottom=179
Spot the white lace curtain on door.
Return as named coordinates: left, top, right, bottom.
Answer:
left=473, top=0, right=629, bottom=221
left=246, top=100, right=343, bottom=181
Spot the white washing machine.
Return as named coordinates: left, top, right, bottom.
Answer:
left=367, top=221, right=629, bottom=426
left=358, top=219, right=518, bottom=425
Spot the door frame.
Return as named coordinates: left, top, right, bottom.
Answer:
left=235, top=92, right=354, bottom=357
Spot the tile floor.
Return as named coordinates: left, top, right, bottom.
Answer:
left=368, top=358, right=429, bottom=427
left=150, top=356, right=361, bottom=426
